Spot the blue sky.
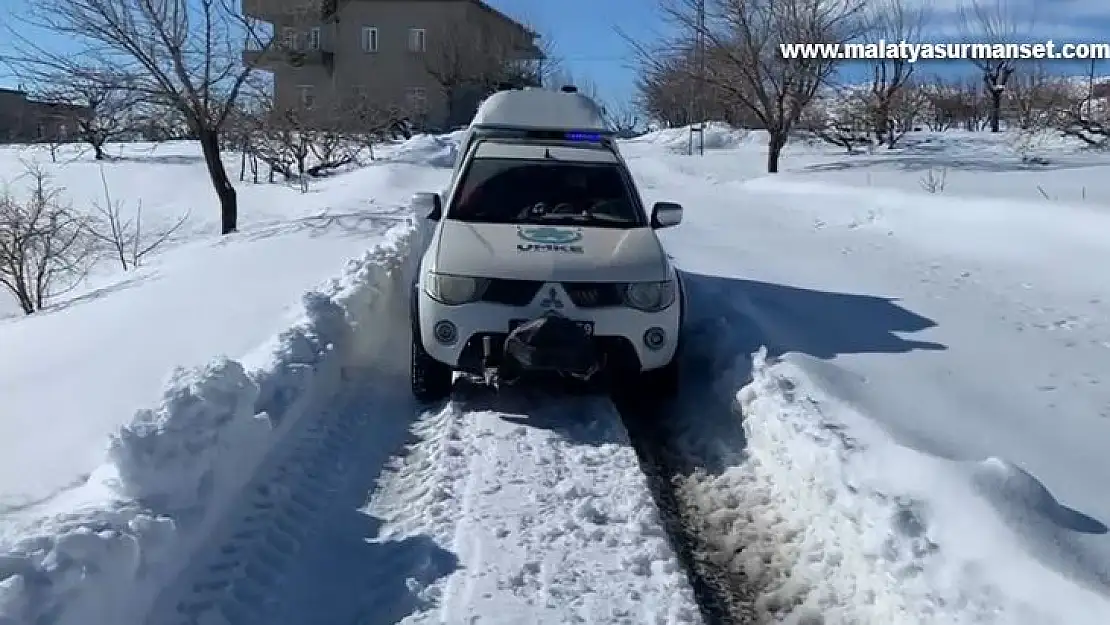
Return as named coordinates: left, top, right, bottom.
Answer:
left=487, top=0, right=1110, bottom=105
left=3, top=0, right=1108, bottom=107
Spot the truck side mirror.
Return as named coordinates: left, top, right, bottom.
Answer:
left=412, top=192, right=442, bottom=221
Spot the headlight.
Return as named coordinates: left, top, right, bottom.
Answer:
left=424, top=272, right=489, bottom=305
left=622, top=280, right=676, bottom=312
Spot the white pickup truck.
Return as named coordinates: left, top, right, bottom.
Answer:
left=409, top=87, right=686, bottom=401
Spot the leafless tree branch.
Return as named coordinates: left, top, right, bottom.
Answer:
left=5, top=0, right=284, bottom=234
left=958, top=0, right=1033, bottom=132
left=0, top=162, right=95, bottom=314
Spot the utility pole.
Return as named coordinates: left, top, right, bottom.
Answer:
left=688, top=0, right=706, bottom=156
left=1087, top=57, right=1096, bottom=120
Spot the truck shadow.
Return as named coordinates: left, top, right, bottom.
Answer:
left=616, top=269, right=947, bottom=474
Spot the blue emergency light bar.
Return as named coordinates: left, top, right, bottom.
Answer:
left=568, top=132, right=603, bottom=142
left=565, top=131, right=603, bottom=141
left=470, top=125, right=613, bottom=144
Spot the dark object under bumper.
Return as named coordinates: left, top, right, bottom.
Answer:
left=456, top=318, right=643, bottom=380
left=503, top=315, right=599, bottom=379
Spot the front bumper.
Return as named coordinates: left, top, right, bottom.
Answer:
left=416, top=284, right=680, bottom=374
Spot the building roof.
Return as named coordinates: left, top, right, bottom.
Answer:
left=470, top=88, right=609, bottom=132
left=467, top=0, right=538, bottom=37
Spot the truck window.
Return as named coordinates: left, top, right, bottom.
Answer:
left=448, top=158, right=645, bottom=228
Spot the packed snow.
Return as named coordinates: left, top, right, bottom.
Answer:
left=622, top=128, right=1110, bottom=622
left=1, top=121, right=1109, bottom=625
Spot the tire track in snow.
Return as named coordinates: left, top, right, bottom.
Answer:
left=614, top=387, right=758, bottom=625
left=367, top=382, right=703, bottom=624
left=143, top=369, right=732, bottom=624
left=145, top=368, right=428, bottom=625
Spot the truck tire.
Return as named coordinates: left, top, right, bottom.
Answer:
left=641, top=350, right=680, bottom=400
left=411, top=327, right=453, bottom=402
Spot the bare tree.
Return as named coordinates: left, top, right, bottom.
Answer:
left=1006, top=63, right=1077, bottom=131
left=630, top=0, right=867, bottom=172
left=887, top=78, right=929, bottom=139
left=633, top=47, right=759, bottom=128
left=801, top=90, right=873, bottom=153
left=86, top=166, right=189, bottom=270
left=635, top=52, right=701, bottom=127
left=422, top=20, right=553, bottom=129
left=1057, top=77, right=1110, bottom=149
left=35, top=80, right=141, bottom=160
left=0, top=163, right=93, bottom=314
left=959, top=0, right=1031, bottom=132
left=865, top=0, right=929, bottom=147
left=921, top=75, right=988, bottom=131
left=7, top=0, right=277, bottom=234
left=605, top=102, right=642, bottom=137
left=236, top=92, right=397, bottom=191
left=38, top=128, right=70, bottom=163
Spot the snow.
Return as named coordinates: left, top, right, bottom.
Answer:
left=0, top=141, right=443, bottom=502
left=0, top=134, right=701, bottom=625
left=627, top=125, right=1110, bottom=622
left=369, top=393, right=700, bottom=624
left=3, top=120, right=1110, bottom=624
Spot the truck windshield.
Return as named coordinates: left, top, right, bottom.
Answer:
left=447, top=158, right=645, bottom=227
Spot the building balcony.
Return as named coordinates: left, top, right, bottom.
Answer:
left=243, top=46, right=335, bottom=71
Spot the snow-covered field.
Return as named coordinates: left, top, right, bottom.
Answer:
left=0, top=123, right=1108, bottom=624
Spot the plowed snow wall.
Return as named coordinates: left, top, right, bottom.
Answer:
left=0, top=221, right=422, bottom=625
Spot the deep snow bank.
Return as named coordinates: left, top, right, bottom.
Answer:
left=623, top=122, right=760, bottom=152
left=0, top=221, right=421, bottom=625
left=387, top=132, right=461, bottom=168
left=679, top=348, right=1110, bottom=624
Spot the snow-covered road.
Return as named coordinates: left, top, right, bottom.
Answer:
left=148, top=379, right=705, bottom=625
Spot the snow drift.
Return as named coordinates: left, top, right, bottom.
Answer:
left=0, top=221, right=422, bottom=625
left=387, top=133, right=461, bottom=169
left=679, top=347, right=1110, bottom=624
left=625, top=122, right=760, bottom=152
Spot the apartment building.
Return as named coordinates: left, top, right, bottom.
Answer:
left=243, top=0, right=543, bottom=130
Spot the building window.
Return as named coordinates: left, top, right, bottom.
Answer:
left=281, top=27, right=296, bottom=49
left=406, top=87, right=427, bottom=113
left=309, top=27, right=321, bottom=50
left=408, top=28, right=426, bottom=52
left=361, top=26, right=378, bottom=52
left=298, top=85, right=315, bottom=109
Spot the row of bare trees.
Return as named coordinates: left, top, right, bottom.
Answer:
left=0, top=162, right=188, bottom=314
left=803, top=66, right=1095, bottom=152
left=0, top=0, right=552, bottom=314
left=2, top=0, right=551, bottom=239
left=629, top=0, right=1105, bottom=171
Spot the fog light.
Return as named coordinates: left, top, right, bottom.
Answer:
left=433, top=320, right=458, bottom=345
left=643, top=327, right=666, bottom=350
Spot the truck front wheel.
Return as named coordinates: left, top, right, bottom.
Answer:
left=411, top=331, right=453, bottom=402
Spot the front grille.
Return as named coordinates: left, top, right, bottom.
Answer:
left=563, top=283, right=623, bottom=308
left=481, top=279, right=543, bottom=306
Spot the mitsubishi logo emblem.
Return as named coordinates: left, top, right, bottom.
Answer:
left=539, top=287, right=564, bottom=309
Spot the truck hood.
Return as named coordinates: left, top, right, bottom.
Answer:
left=431, top=221, right=668, bottom=282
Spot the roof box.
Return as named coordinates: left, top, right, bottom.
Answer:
left=469, top=88, right=608, bottom=133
